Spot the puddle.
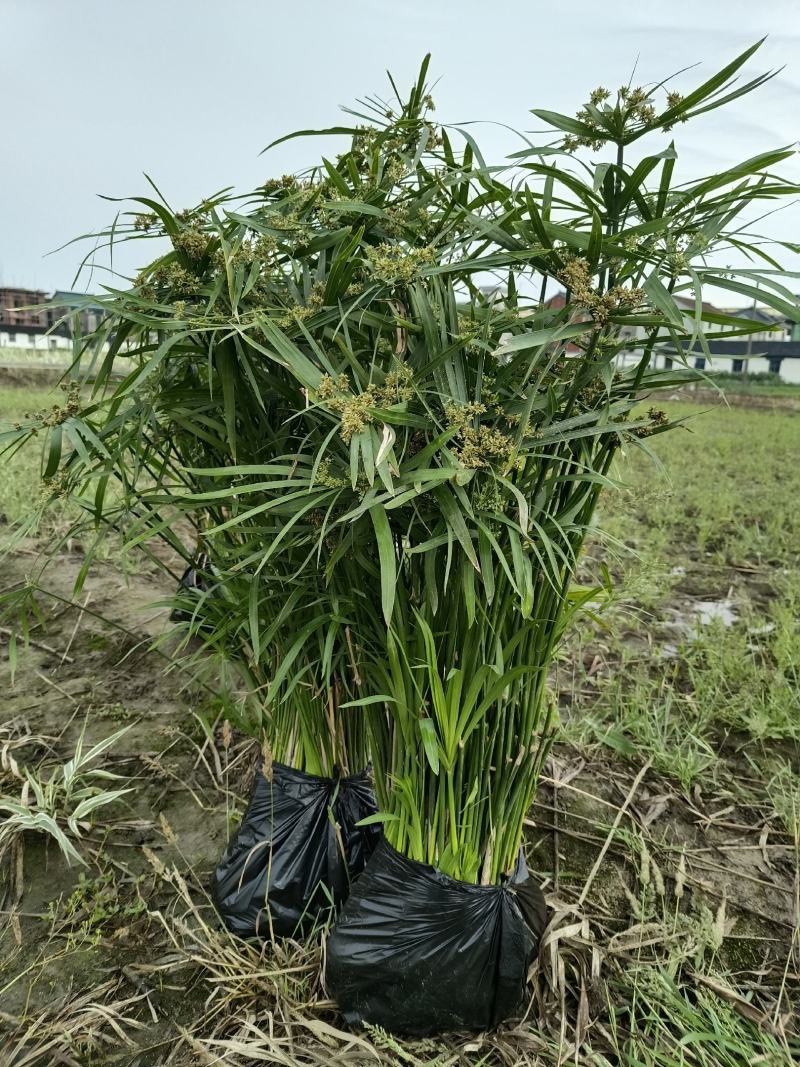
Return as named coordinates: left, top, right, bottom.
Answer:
left=659, top=598, right=739, bottom=647
left=692, top=599, right=738, bottom=627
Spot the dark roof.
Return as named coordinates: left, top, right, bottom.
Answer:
left=51, top=290, right=105, bottom=311
left=681, top=338, right=800, bottom=358
left=0, top=287, right=48, bottom=299
left=673, top=294, right=721, bottom=315
left=727, top=306, right=786, bottom=325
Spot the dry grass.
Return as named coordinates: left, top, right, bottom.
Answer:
left=0, top=740, right=797, bottom=1066
left=1, top=389, right=799, bottom=1065
left=0, top=979, right=149, bottom=1066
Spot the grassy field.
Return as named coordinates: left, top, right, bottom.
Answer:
left=0, top=347, right=71, bottom=364
left=700, top=372, right=800, bottom=398
left=0, top=384, right=798, bottom=1065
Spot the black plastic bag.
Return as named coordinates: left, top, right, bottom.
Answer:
left=326, top=837, right=547, bottom=1035
left=213, top=760, right=381, bottom=939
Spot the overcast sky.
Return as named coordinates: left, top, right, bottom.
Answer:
left=2, top=0, right=799, bottom=295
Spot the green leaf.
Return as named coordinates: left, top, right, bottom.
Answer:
left=43, top=425, right=63, bottom=479
left=530, top=109, right=598, bottom=139
left=495, top=322, right=590, bottom=356
left=655, top=39, right=768, bottom=130
left=418, top=717, right=441, bottom=775
left=433, top=486, right=479, bottom=571
left=248, top=574, right=261, bottom=662
left=339, top=695, right=396, bottom=708
left=644, top=272, right=685, bottom=329
left=370, top=505, right=396, bottom=625
left=262, top=125, right=359, bottom=153
left=587, top=209, right=603, bottom=270
left=356, top=811, right=401, bottom=827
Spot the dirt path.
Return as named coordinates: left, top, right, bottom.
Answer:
left=671, top=385, right=800, bottom=411
left=1, top=535, right=797, bottom=1064
left=0, top=543, right=234, bottom=1034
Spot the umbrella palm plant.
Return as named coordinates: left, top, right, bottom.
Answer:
left=188, top=41, right=797, bottom=886
left=1, top=59, right=481, bottom=776
left=3, top=43, right=798, bottom=889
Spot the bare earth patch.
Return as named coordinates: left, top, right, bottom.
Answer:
left=1, top=389, right=798, bottom=1065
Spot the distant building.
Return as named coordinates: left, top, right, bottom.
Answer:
left=0, top=287, right=66, bottom=350
left=720, top=305, right=789, bottom=343
left=0, top=287, right=49, bottom=328
left=49, top=291, right=106, bottom=336
left=0, top=286, right=105, bottom=351
left=545, top=290, right=800, bottom=384
left=666, top=298, right=800, bottom=383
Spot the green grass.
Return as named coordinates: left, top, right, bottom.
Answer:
left=613, top=403, right=800, bottom=566
left=0, top=347, right=70, bottom=365
left=562, top=403, right=800, bottom=796
left=0, top=385, right=60, bottom=526
left=702, top=373, right=800, bottom=398
left=725, top=380, right=800, bottom=397
left=1, top=384, right=798, bottom=1064
left=600, top=966, right=796, bottom=1066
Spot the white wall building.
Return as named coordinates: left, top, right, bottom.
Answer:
left=613, top=296, right=800, bottom=383
left=0, top=329, right=71, bottom=351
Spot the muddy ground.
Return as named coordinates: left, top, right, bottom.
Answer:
left=1, top=532, right=796, bottom=1064
left=0, top=385, right=798, bottom=1065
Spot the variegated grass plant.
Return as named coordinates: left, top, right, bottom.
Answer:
left=3, top=43, right=798, bottom=879
left=0, top=724, right=131, bottom=866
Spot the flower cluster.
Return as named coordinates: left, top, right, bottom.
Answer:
left=148, top=262, right=205, bottom=299
left=662, top=91, right=686, bottom=132
left=383, top=202, right=438, bottom=241
left=457, top=425, right=515, bottom=470
left=617, top=86, right=658, bottom=126
left=472, top=479, right=506, bottom=513
left=443, top=401, right=487, bottom=429
left=557, top=256, right=644, bottom=325
left=27, top=381, right=82, bottom=429
left=278, top=282, right=328, bottom=326
left=172, top=226, right=209, bottom=261
left=665, top=234, right=691, bottom=276
left=381, top=364, right=414, bottom=402
left=381, top=158, right=408, bottom=188
left=635, top=407, right=669, bottom=438
left=365, top=243, right=436, bottom=286
left=455, top=314, right=489, bottom=356
left=212, top=236, right=278, bottom=278
left=262, top=175, right=300, bottom=197
left=316, top=458, right=351, bottom=489
left=444, top=402, right=514, bottom=470
left=562, top=85, right=687, bottom=152
left=133, top=212, right=159, bottom=232
left=38, top=469, right=73, bottom=503
left=254, top=234, right=279, bottom=260
left=316, top=364, right=414, bottom=442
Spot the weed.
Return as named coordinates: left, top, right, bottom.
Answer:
left=0, top=724, right=132, bottom=866
left=47, top=869, right=146, bottom=945
left=602, top=965, right=798, bottom=1066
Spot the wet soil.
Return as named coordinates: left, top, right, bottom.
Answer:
left=0, top=534, right=797, bottom=1062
